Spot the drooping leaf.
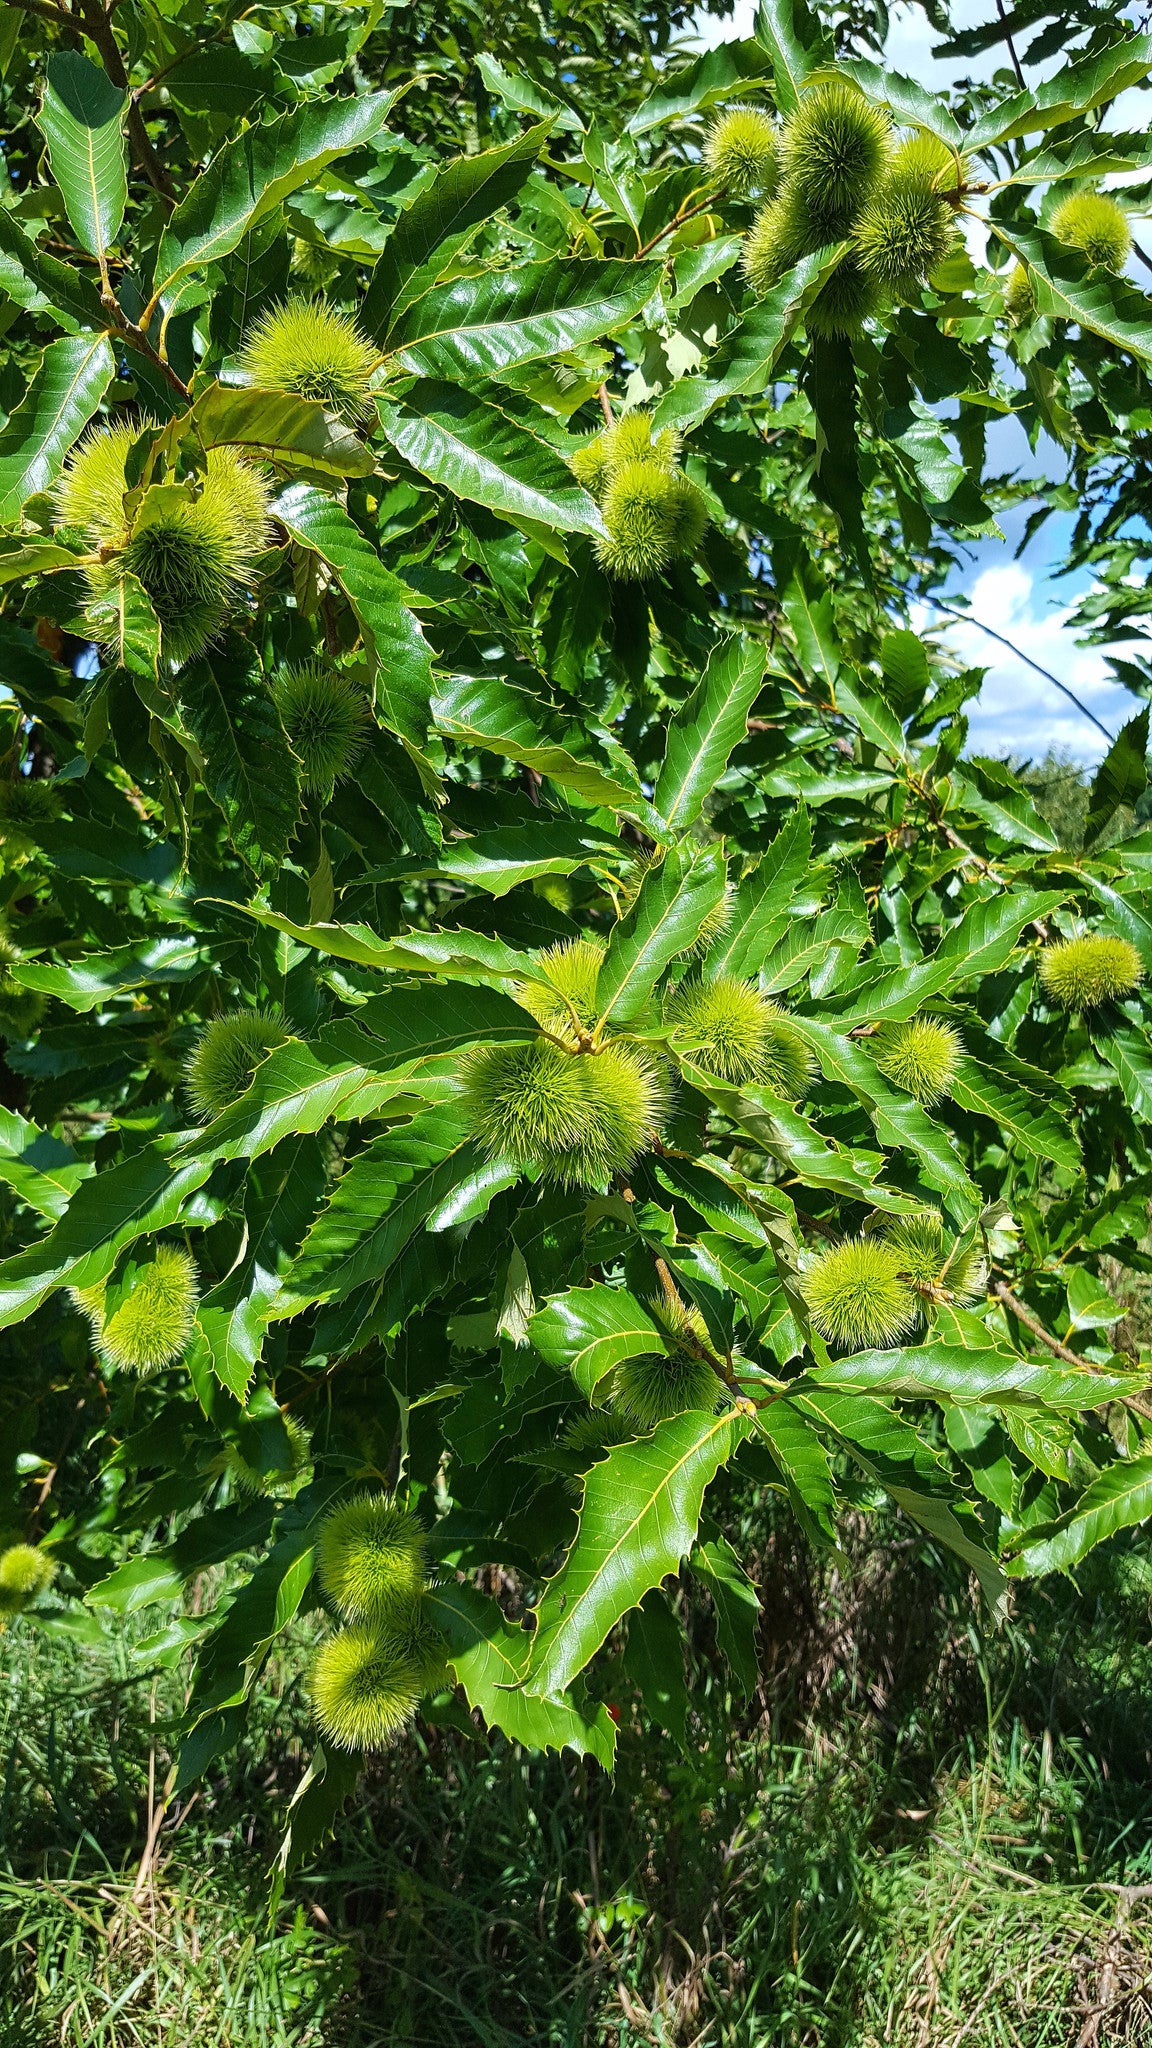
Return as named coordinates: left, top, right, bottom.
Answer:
left=989, top=221, right=1152, bottom=365
left=522, top=1407, right=752, bottom=1698
left=691, top=1536, right=761, bottom=1696
left=424, top=1581, right=615, bottom=1766
left=1083, top=708, right=1149, bottom=849
left=178, top=646, right=301, bottom=872
left=753, top=0, right=828, bottom=111
left=0, top=1107, right=89, bottom=1221
left=806, top=1343, right=1148, bottom=1412
left=193, top=1134, right=327, bottom=1398
left=431, top=670, right=653, bottom=821
left=35, top=52, right=127, bottom=264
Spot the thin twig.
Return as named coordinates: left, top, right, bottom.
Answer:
left=597, top=383, right=614, bottom=428
left=633, top=195, right=715, bottom=260
left=992, top=1278, right=1088, bottom=1368
left=993, top=0, right=1027, bottom=89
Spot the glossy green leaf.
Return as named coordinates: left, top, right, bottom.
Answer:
left=13, top=935, right=206, bottom=1012
left=1007, top=1454, right=1152, bottom=1577
left=277, top=1102, right=480, bottom=1311
left=431, top=671, right=652, bottom=821
left=272, top=483, right=435, bottom=747
left=655, top=637, right=766, bottom=833
left=597, top=845, right=728, bottom=1026
left=424, top=1581, right=616, bottom=1766
left=753, top=0, right=827, bottom=111
left=807, top=1343, right=1147, bottom=1412
left=439, top=820, right=622, bottom=898
left=950, top=1054, right=1081, bottom=1171
left=0, top=1106, right=89, bottom=1221
left=170, top=383, right=373, bottom=481
left=0, top=203, right=109, bottom=329
left=528, top=1283, right=667, bottom=1398
left=35, top=52, right=127, bottom=262
left=151, top=90, right=398, bottom=306
left=384, top=259, right=661, bottom=382
left=830, top=890, right=1066, bottom=1027
left=364, top=124, right=552, bottom=336
left=794, top=1016, right=979, bottom=1218
left=989, top=221, right=1152, bottom=365
left=653, top=250, right=839, bottom=432
left=0, top=1147, right=212, bottom=1328
left=0, top=333, right=115, bottom=522
left=624, top=1590, right=689, bottom=1744
left=522, top=1406, right=752, bottom=1698
left=377, top=382, right=605, bottom=536
left=967, top=34, right=1152, bottom=149
left=627, top=37, right=773, bottom=134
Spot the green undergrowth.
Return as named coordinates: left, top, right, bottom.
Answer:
left=3, top=1514, right=1152, bottom=2047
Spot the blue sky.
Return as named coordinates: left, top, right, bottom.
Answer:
left=689, top=1, right=1147, bottom=763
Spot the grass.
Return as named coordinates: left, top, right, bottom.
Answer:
left=3, top=1510, right=1152, bottom=2045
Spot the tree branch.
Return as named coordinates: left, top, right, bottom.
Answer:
left=992, top=1278, right=1088, bottom=1369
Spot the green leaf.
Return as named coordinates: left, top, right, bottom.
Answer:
left=597, top=845, right=728, bottom=1025
left=0, top=1146, right=211, bottom=1329
left=528, top=1283, right=667, bottom=1399
left=226, top=904, right=538, bottom=988
left=952, top=758, right=1058, bottom=851
left=0, top=204, right=109, bottom=329
left=794, top=1017, right=979, bottom=1219
left=377, top=382, right=605, bottom=537
left=171, top=382, right=374, bottom=482
left=178, top=647, right=301, bottom=872
left=0, top=538, right=84, bottom=586
left=807, top=1343, right=1148, bottom=1412
left=35, top=52, right=127, bottom=263
left=1094, top=1022, right=1152, bottom=1123
left=277, top=1103, right=480, bottom=1312
left=830, top=890, right=1066, bottom=1027
left=522, top=1407, right=752, bottom=1698
left=363, top=124, right=552, bottom=336
left=691, top=1536, right=760, bottom=1696
left=1083, top=709, right=1149, bottom=848
left=13, top=934, right=206, bottom=1012
left=182, top=985, right=533, bottom=1167
left=272, top=483, right=435, bottom=749
left=755, top=1400, right=838, bottom=1540
left=193, top=1134, right=326, bottom=1399
left=1007, top=1454, right=1152, bottom=1577
left=704, top=807, right=815, bottom=981
left=830, top=60, right=964, bottom=143
left=950, top=1054, right=1081, bottom=1171
left=0, top=1106, right=88, bottom=1221
left=474, top=54, right=583, bottom=133
left=269, top=1743, right=362, bottom=1915
left=652, top=250, right=839, bottom=432
left=967, top=34, right=1152, bottom=150
left=424, top=1581, right=616, bottom=1766
left=431, top=670, right=652, bottom=821
left=795, top=1386, right=1007, bottom=1612
left=753, top=0, right=828, bottom=111
left=438, top=820, right=622, bottom=898
left=624, top=1590, right=689, bottom=1744
left=627, top=38, right=773, bottom=135
left=0, top=333, right=115, bottom=522
left=654, top=637, right=766, bottom=833
left=988, top=221, right=1152, bottom=366
left=102, top=569, right=161, bottom=683
left=150, top=91, right=398, bottom=307
left=384, top=259, right=661, bottom=382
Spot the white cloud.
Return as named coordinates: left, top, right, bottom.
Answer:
left=913, top=563, right=1139, bottom=763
